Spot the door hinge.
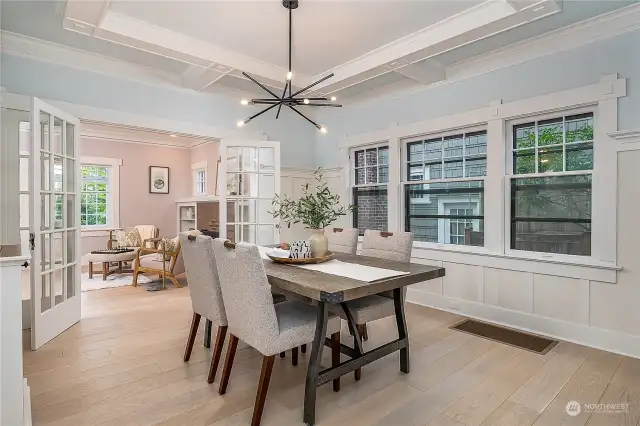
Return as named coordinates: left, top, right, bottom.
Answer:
left=29, top=232, right=35, bottom=251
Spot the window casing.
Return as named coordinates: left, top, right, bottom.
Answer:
left=351, top=145, right=388, bottom=235
left=81, top=165, right=110, bottom=228
left=508, top=111, right=594, bottom=257
left=403, top=129, right=487, bottom=246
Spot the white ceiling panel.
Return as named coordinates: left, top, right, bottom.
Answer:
left=107, top=0, right=483, bottom=75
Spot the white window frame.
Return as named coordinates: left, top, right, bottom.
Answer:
left=338, top=75, right=623, bottom=281
left=401, top=125, right=488, bottom=252
left=349, top=142, right=390, bottom=235
left=191, top=160, right=208, bottom=196
left=504, top=106, right=596, bottom=262
left=80, top=156, right=121, bottom=236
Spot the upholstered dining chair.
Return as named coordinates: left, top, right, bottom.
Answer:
left=179, top=233, right=228, bottom=384
left=329, top=229, right=413, bottom=380
left=211, top=239, right=342, bottom=426
left=325, top=227, right=358, bottom=255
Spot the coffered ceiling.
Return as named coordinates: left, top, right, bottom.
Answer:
left=2, top=1, right=638, bottom=101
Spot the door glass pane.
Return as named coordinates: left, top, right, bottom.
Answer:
left=257, top=225, right=275, bottom=245
left=66, top=195, right=75, bottom=228
left=41, top=152, right=50, bottom=191
left=242, top=173, right=258, bottom=197
left=52, top=117, right=63, bottom=154
left=53, top=156, right=64, bottom=191
left=20, top=158, right=29, bottom=191
left=258, top=199, right=274, bottom=224
left=243, top=147, right=258, bottom=171
left=226, top=173, right=240, bottom=196
left=20, top=194, right=29, bottom=227
left=53, top=269, right=64, bottom=306
left=42, top=233, right=51, bottom=271
left=54, top=195, right=64, bottom=229
left=258, top=174, right=275, bottom=198
left=242, top=225, right=256, bottom=243
left=19, top=119, right=31, bottom=153
left=226, top=225, right=240, bottom=242
left=227, top=147, right=241, bottom=172
left=66, top=122, right=75, bottom=157
left=64, top=158, right=76, bottom=192
left=241, top=200, right=257, bottom=224
left=53, top=232, right=64, bottom=268
left=41, top=193, right=50, bottom=230
left=66, top=230, right=76, bottom=263
left=66, top=266, right=76, bottom=299
left=226, top=201, right=240, bottom=222
left=20, top=230, right=30, bottom=258
left=41, top=273, right=51, bottom=313
left=40, top=111, right=50, bottom=151
left=259, top=148, right=274, bottom=171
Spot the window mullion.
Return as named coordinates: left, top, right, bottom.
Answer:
left=534, top=120, right=539, bottom=174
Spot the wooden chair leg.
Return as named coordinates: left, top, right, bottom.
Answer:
left=207, top=325, right=228, bottom=384
left=183, top=313, right=201, bottom=362
left=292, top=347, right=298, bottom=366
left=331, top=331, right=341, bottom=392
left=204, top=320, right=212, bottom=348
left=88, top=262, right=93, bottom=279
left=362, top=323, right=369, bottom=341
left=169, top=275, right=182, bottom=288
left=102, top=262, right=108, bottom=281
left=132, top=267, right=139, bottom=287
left=218, top=335, right=239, bottom=395
left=279, top=351, right=285, bottom=359
left=251, top=355, right=275, bottom=426
left=301, top=344, right=307, bottom=353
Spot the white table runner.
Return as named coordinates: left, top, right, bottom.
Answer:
left=257, top=246, right=409, bottom=282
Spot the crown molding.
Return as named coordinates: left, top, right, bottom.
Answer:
left=611, top=129, right=640, bottom=152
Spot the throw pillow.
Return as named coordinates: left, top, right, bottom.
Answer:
left=155, top=236, right=179, bottom=261
left=116, top=228, right=141, bottom=248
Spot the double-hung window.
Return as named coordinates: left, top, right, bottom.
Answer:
left=81, top=165, right=110, bottom=228
left=192, top=161, right=207, bottom=196
left=509, top=111, right=593, bottom=256
left=403, top=129, right=487, bottom=246
left=351, top=145, right=389, bottom=235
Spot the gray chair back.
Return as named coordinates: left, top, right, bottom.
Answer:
left=361, top=230, right=413, bottom=262
left=325, top=227, right=358, bottom=255
left=180, top=233, right=227, bottom=326
left=211, top=239, right=279, bottom=352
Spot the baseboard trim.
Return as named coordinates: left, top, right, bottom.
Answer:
left=407, top=288, right=640, bottom=359
left=23, top=378, right=32, bottom=426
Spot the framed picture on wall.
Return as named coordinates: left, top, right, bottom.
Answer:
left=149, top=166, right=170, bottom=194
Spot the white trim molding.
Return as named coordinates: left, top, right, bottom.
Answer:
left=610, top=129, right=640, bottom=151
left=80, top=156, right=122, bottom=237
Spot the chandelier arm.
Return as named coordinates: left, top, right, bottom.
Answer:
left=305, top=103, right=343, bottom=107
left=276, top=81, right=289, bottom=119
left=287, top=105, right=321, bottom=128
left=247, top=102, right=282, bottom=122
left=242, top=72, right=280, bottom=99
left=289, top=6, right=292, bottom=97
left=289, top=73, right=335, bottom=98
left=289, top=97, right=329, bottom=101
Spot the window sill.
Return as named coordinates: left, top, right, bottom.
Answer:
left=410, top=242, right=620, bottom=283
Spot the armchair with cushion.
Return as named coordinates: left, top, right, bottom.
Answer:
left=107, top=225, right=160, bottom=251
left=132, top=235, right=183, bottom=289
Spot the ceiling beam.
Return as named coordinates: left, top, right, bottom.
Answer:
left=389, top=60, right=446, bottom=86
left=181, top=64, right=231, bottom=92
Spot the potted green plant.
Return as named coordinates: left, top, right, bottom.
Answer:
left=270, top=168, right=356, bottom=257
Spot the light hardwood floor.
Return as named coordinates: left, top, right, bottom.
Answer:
left=24, top=278, right=640, bottom=426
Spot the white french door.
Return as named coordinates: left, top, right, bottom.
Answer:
left=219, top=141, right=280, bottom=245
left=30, top=98, right=81, bottom=350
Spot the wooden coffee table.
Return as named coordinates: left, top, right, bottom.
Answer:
left=86, top=249, right=138, bottom=281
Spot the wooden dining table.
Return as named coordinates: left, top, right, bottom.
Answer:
left=263, top=252, right=445, bottom=425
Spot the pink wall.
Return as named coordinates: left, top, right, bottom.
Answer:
left=81, top=138, right=191, bottom=255
left=190, top=141, right=220, bottom=195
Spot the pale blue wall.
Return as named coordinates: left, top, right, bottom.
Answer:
left=315, top=30, right=640, bottom=167
left=0, top=53, right=317, bottom=168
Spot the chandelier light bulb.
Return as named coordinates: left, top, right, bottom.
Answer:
left=303, top=99, right=310, bottom=104
left=237, top=120, right=245, bottom=127
left=320, top=126, right=327, bottom=134
left=240, top=99, right=249, bottom=106
left=331, top=96, right=337, bottom=101
left=286, top=71, right=293, bottom=80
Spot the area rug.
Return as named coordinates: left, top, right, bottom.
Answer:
left=81, top=272, right=152, bottom=292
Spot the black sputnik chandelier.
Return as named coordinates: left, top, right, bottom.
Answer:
left=237, top=0, right=341, bottom=133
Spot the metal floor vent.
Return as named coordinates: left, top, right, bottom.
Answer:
left=451, top=319, right=558, bottom=354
